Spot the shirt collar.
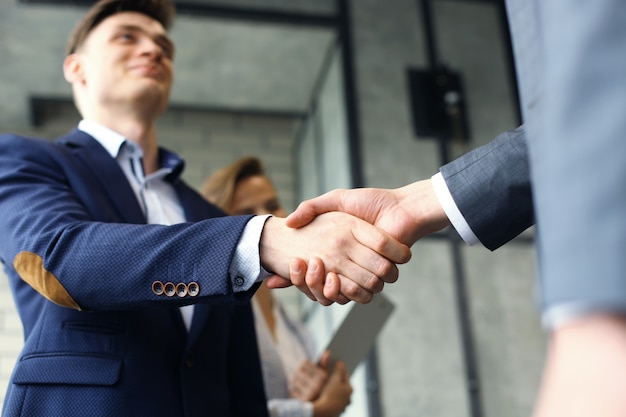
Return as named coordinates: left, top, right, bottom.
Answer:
left=77, top=119, right=186, bottom=182
left=78, top=119, right=128, bottom=159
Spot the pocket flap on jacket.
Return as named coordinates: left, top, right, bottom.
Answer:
left=13, top=353, right=122, bottom=386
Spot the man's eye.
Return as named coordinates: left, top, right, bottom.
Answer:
left=160, top=44, right=174, bottom=58
left=118, top=33, right=135, bottom=41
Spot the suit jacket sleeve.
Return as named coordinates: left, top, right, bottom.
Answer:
left=523, top=0, right=626, bottom=311
left=0, top=134, right=255, bottom=311
left=439, top=126, right=534, bottom=251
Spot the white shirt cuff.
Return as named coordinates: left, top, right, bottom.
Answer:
left=541, top=303, right=612, bottom=329
left=229, top=214, right=273, bottom=292
left=431, top=172, right=480, bottom=245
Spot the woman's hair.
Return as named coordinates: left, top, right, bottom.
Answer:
left=66, top=0, right=175, bottom=55
left=200, top=156, right=266, bottom=212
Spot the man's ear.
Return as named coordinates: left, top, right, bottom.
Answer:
left=63, top=54, right=84, bottom=84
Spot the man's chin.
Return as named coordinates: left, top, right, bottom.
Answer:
left=126, top=85, right=170, bottom=113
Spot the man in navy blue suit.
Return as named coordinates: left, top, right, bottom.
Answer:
left=0, top=0, right=411, bottom=415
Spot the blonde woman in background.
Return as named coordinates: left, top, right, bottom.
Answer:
left=201, top=157, right=352, bottom=417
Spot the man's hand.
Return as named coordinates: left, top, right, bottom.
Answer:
left=285, top=179, right=450, bottom=247
left=260, top=212, right=411, bottom=304
left=265, top=258, right=351, bottom=305
left=271, top=180, right=450, bottom=302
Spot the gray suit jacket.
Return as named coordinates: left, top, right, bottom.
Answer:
left=443, top=0, right=626, bottom=313
left=440, top=126, right=532, bottom=251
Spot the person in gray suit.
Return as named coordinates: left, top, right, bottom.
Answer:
left=279, top=1, right=626, bottom=416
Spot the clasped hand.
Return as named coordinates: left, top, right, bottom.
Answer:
left=265, top=181, right=451, bottom=305
left=261, top=210, right=411, bottom=305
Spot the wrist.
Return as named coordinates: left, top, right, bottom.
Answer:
left=259, top=216, right=285, bottom=276
left=312, top=399, right=332, bottom=417
left=396, top=179, right=449, bottom=243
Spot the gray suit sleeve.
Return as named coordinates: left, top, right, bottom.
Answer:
left=440, top=126, right=534, bottom=251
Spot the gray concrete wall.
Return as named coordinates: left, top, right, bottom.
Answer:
left=350, top=1, right=546, bottom=417
left=0, top=1, right=334, bottom=128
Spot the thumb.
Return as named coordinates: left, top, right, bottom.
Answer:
left=284, top=202, right=320, bottom=228
left=318, top=350, right=331, bottom=369
left=285, top=191, right=343, bottom=228
left=330, top=360, right=349, bottom=382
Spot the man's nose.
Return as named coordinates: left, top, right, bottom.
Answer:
left=140, top=38, right=163, bottom=59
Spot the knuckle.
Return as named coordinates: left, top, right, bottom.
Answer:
left=370, top=231, right=390, bottom=252
left=340, top=280, right=360, bottom=298
left=360, top=292, right=374, bottom=304
left=343, top=283, right=372, bottom=303
left=304, top=273, right=318, bottom=286
left=364, top=272, right=385, bottom=293
left=376, top=260, right=398, bottom=283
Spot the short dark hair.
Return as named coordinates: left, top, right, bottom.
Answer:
left=66, top=0, right=175, bottom=55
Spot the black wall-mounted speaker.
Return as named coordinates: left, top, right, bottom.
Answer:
left=407, top=67, right=470, bottom=143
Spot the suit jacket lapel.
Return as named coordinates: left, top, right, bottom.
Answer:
left=59, top=131, right=230, bottom=348
left=176, top=180, right=228, bottom=222
left=57, top=130, right=146, bottom=224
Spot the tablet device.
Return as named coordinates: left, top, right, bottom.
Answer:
left=318, top=293, right=395, bottom=374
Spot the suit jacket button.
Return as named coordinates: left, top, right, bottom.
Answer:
left=187, top=282, right=199, bottom=297
left=163, top=282, right=176, bottom=297
left=152, top=281, right=164, bottom=295
left=185, top=350, right=195, bottom=368
left=176, top=283, right=188, bottom=297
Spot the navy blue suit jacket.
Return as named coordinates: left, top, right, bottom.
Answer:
left=0, top=130, right=268, bottom=416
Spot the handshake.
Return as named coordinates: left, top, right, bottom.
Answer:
left=260, top=180, right=450, bottom=305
